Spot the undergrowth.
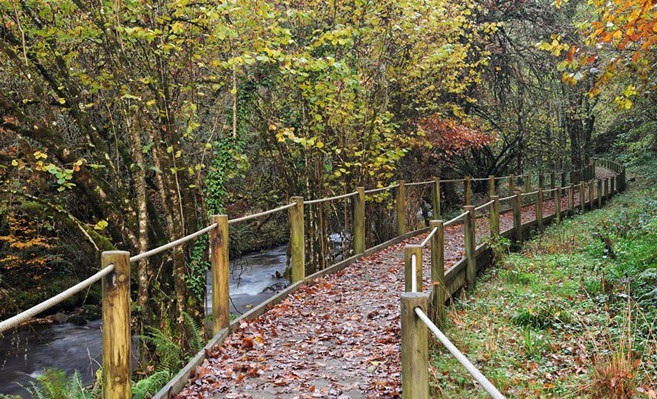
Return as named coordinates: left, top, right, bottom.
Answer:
left=430, top=156, right=657, bottom=398
left=0, top=312, right=205, bottom=399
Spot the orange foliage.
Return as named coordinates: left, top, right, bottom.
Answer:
left=0, top=213, right=56, bottom=273
left=418, top=115, right=496, bottom=157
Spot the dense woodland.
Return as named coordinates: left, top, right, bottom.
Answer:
left=1, top=0, right=657, bottom=382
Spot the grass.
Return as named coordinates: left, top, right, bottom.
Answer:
left=430, top=156, right=657, bottom=398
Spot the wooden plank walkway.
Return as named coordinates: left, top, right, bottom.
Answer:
left=173, top=189, right=590, bottom=398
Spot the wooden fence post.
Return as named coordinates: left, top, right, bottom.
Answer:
left=102, top=251, right=131, bottom=399
left=561, top=171, right=567, bottom=188
left=550, top=172, right=556, bottom=189
left=465, top=176, right=472, bottom=206
left=569, top=183, right=575, bottom=215
left=488, top=175, right=495, bottom=198
left=597, top=180, right=603, bottom=209
left=509, top=173, right=515, bottom=193
left=611, top=175, right=618, bottom=195
left=210, top=215, right=229, bottom=335
left=589, top=180, right=595, bottom=210
left=464, top=205, right=476, bottom=289
left=290, top=196, right=305, bottom=283
left=536, top=188, right=543, bottom=230
left=538, top=173, right=545, bottom=190
left=353, top=187, right=366, bottom=254
left=430, top=220, right=445, bottom=326
left=489, top=195, right=500, bottom=236
left=513, top=192, right=522, bottom=244
left=554, top=187, right=562, bottom=224
left=432, top=178, right=441, bottom=220
left=524, top=174, right=531, bottom=192
left=401, top=292, right=429, bottom=399
left=579, top=182, right=585, bottom=212
left=404, top=245, right=423, bottom=293
left=397, top=180, right=406, bottom=236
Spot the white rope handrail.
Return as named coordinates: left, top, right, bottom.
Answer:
left=131, top=223, right=218, bottom=262
left=414, top=308, right=506, bottom=399
left=405, top=180, right=434, bottom=187
left=444, top=211, right=468, bottom=227
left=474, top=200, right=495, bottom=213
left=364, top=184, right=399, bottom=195
left=521, top=190, right=540, bottom=197
left=304, top=191, right=358, bottom=205
left=0, top=265, right=115, bottom=334
left=420, top=227, right=438, bottom=248
left=499, top=194, right=516, bottom=202
left=227, top=203, right=296, bottom=225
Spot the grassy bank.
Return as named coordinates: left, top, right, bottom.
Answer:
left=430, top=158, right=657, bottom=398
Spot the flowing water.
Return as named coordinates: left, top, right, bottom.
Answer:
left=0, top=246, right=289, bottom=398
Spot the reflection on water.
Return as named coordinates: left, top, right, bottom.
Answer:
left=0, top=245, right=289, bottom=398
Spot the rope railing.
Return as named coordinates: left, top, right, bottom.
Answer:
left=228, top=203, right=296, bottom=224
left=131, top=223, right=218, bottom=263
left=0, top=157, right=627, bottom=399
left=0, top=265, right=115, bottom=334
left=304, top=191, right=358, bottom=205
left=444, top=211, right=468, bottom=227
left=405, top=180, right=434, bottom=187
left=474, top=199, right=495, bottom=213
left=420, top=227, right=438, bottom=248
left=414, top=307, right=506, bottom=399
left=363, top=184, right=399, bottom=195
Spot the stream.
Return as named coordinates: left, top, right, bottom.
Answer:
left=0, top=246, right=288, bottom=398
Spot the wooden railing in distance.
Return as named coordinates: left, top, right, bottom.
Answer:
left=399, top=158, right=626, bottom=398
left=0, top=158, right=626, bottom=399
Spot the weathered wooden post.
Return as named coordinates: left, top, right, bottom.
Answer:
left=597, top=180, right=603, bottom=208
left=509, top=173, right=516, bottom=193
left=489, top=195, right=500, bottom=236
left=210, top=215, right=229, bottom=335
left=524, top=174, right=531, bottom=192
left=561, top=171, right=567, bottom=188
left=404, top=245, right=423, bottom=293
left=353, top=187, right=366, bottom=254
left=432, top=178, right=441, bottom=220
left=488, top=175, right=495, bottom=198
left=550, top=172, right=556, bottom=189
left=465, top=176, right=472, bottom=206
left=430, top=220, right=445, bottom=326
left=102, top=251, right=131, bottom=399
left=401, top=292, right=429, bottom=399
left=579, top=181, right=585, bottom=212
left=397, top=180, right=406, bottom=236
left=464, top=205, right=476, bottom=289
left=513, top=192, right=522, bottom=243
left=611, top=175, right=618, bottom=195
left=620, top=168, right=626, bottom=191
left=538, top=173, right=545, bottom=190
left=554, top=187, right=562, bottom=224
left=536, top=188, right=543, bottom=231
left=569, top=183, right=575, bottom=215
left=289, top=196, right=305, bottom=283
left=589, top=180, right=595, bottom=210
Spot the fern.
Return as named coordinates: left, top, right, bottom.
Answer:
left=183, top=312, right=205, bottom=355
left=19, top=369, right=100, bottom=399
left=139, top=327, right=183, bottom=372
left=131, top=370, right=170, bottom=399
